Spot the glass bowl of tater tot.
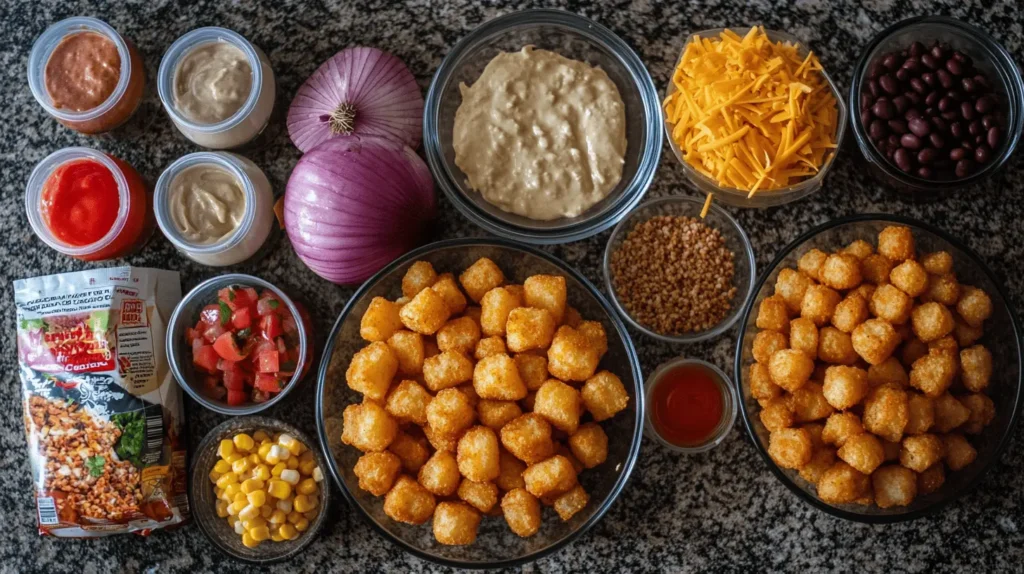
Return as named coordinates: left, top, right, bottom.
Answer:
left=734, top=214, right=1021, bottom=522
left=315, top=238, right=644, bottom=567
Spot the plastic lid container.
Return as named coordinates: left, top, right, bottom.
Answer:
left=158, top=27, right=275, bottom=149
left=643, top=357, right=737, bottom=453
left=154, top=152, right=273, bottom=266
left=27, top=17, right=143, bottom=133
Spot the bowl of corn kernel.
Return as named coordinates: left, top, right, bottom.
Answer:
left=663, top=26, right=848, bottom=210
left=191, top=416, right=329, bottom=563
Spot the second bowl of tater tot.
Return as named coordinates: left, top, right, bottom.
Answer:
left=735, top=215, right=1021, bottom=522
left=315, top=238, right=644, bottom=567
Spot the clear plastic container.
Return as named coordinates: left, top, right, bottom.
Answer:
left=25, top=147, right=153, bottom=260
left=643, top=357, right=737, bottom=454
left=157, top=27, right=275, bottom=149
left=27, top=17, right=145, bottom=134
left=154, top=151, right=274, bottom=266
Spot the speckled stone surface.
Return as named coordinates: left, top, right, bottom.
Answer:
left=2, top=0, right=1023, bottom=572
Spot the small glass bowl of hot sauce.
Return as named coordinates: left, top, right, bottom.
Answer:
left=644, top=358, right=737, bottom=453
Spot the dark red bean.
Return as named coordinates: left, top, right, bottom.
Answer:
left=931, top=116, right=948, bottom=132
left=974, top=74, right=990, bottom=90
left=917, top=148, right=937, bottom=164
left=870, top=119, right=888, bottom=139
left=925, top=91, right=941, bottom=106
left=946, top=58, right=964, bottom=76
left=917, top=166, right=933, bottom=178
left=930, top=132, right=946, bottom=148
left=910, top=41, right=925, bottom=57
left=941, top=111, right=959, bottom=121
left=982, top=115, right=995, bottom=129
left=975, top=96, right=995, bottom=114
left=950, top=122, right=964, bottom=138
left=861, top=93, right=873, bottom=110
left=955, top=159, right=974, bottom=177
left=888, top=134, right=902, bottom=148
left=883, top=54, right=899, bottom=70
left=892, top=95, right=909, bottom=113
left=975, top=145, right=991, bottom=163
left=873, top=98, right=895, bottom=119
left=901, top=133, right=923, bottom=149
left=894, top=148, right=913, bottom=171
left=931, top=45, right=946, bottom=60
left=961, top=102, right=977, bottom=120
left=921, top=72, right=937, bottom=87
left=961, top=77, right=977, bottom=93
left=947, top=89, right=964, bottom=102
left=938, top=96, right=953, bottom=112
left=955, top=51, right=972, bottom=67
left=937, top=69, right=953, bottom=88
left=860, top=109, right=873, bottom=125
left=902, top=57, right=921, bottom=72
left=880, top=75, right=900, bottom=95
left=988, top=126, right=1001, bottom=148
left=906, top=92, right=922, bottom=105
left=908, top=117, right=931, bottom=137
left=869, top=79, right=880, bottom=97
left=868, top=61, right=884, bottom=79
left=922, top=53, right=940, bottom=69
left=896, top=68, right=910, bottom=82
left=925, top=106, right=936, bottom=116
left=950, top=147, right=967, bottom=161
left=969, top=120, right=983, bottom=136
left=910, top=78, right=927, bottom=94
left=888, top=119, right=908, bottom=134
left=975, top=135, right=985, bottom=146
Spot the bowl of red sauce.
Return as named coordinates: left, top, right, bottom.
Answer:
left=644, top=358, right=737, bottom=453
left=25, top=147, right=153, bottom=260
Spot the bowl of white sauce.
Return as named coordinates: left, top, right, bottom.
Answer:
left=157, top=27, right=275, bottom=149
left=424, top=9, right=662, bottom=244
left=154, top=151, right=275, bottom=266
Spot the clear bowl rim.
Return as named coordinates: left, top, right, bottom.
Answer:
left=643, top=357, right=738, bottom=453
left=314, top=236, right=646, bottom=568
left=166, top=273, right=310, bottom=415
left=422, top=8, right=663, bottom=244
left=188, top=415, right=331, bottom=564
left=847, top=15, right=1024, bottom=191
left=731, top=212, right=1024, bottom=523
left=663, top=27, right=849, bottom=207
left=601, top=195, right=757, bottom=343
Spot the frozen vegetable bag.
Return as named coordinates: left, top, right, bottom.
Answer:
left=14, top=267, right=190, bottom=537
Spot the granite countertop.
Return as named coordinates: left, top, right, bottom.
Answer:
left=2, top=0, right=1023, bottom=572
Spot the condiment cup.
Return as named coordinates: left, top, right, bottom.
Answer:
left=157, top=27, right=276, bottom=149
left=849, top=16, right=1024, bottom=199
left=664, top=28, right=848, bottom=208
left=27, top=17, right=145, bottom=134
left=154, top=152, right=275, bottom=266
left=190, top=415, right=330, bottom=564
left=166, top=274, right=311, bottom=416
left=602, top=196, right=756, bottom=344
left=644, top=357, right=737, bottom=454
left=423, top=8, right=662, bottom=244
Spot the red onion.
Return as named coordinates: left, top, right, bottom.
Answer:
left=287, top=47, right=423, bottom=152
left=284, top=135, right=435, bottom=284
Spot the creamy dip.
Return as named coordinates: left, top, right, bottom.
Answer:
left=169, top=163, right=246, bottom=244
left=452, top=46, right=627, bottom=221
left=173, top=41, right=252, bottom=124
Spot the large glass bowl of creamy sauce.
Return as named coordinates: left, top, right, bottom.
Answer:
left=424, top=9, right=662, bottom=244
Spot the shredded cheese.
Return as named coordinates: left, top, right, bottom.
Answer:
left=663, top=27, right=839, bottom=215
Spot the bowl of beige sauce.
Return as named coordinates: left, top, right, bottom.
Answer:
left=425, top=9, right=662, bottom=244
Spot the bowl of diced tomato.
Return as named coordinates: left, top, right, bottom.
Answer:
left=167, top=274, right=313, bottom=414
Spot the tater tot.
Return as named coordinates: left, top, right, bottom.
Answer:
left=942, top=433, right=977, bottom=471
left=923, top=274, right=961, bottom=306
left=822, top=412, right=864, bottom=447
left=905, top=392, right=935, bottom=435
left=801, top=286, right=842, bottom=327
left=851, top=318, right=900, bottom=365
left=760, top=397, right=794, bottom=432
left=820, top=253, right=863, bottom=290
left=819, top=364, right=868, bottom=409
left=457, top=479, right=499, bottom=513
left=872, top=465, right=918, bottom=508
left=890, top=260, right=929, bottom=298
left=960, top=393, right=996, bottom=434
left=346, top=342, right=399, bottom=401
left=577, top=321, right=608, bottom=359
left=562, top=306, right=583, bottom=328
left=867, top=356, right=908, bottom=388
left=496, top=449, right=527, bottom=491
left=474, top=336, right=507, bottom=361
left=953, top=316, right=984, bottom=348
left=753, top=330, right=789, bottom=364
left=400, top=287, right=452, bottom=335
left=870, top=284, right=913, bottom=325
left=844, top=239, right=875, bottom=260
left=768, top=428, right=813, bottom=469
left=389, top=431, right=431, bottom=473
left=799, top=447, right=837, bottom=484
left=431, top=273, right=468, bottom=315
left=757, top=295, right=791, bottom=332
left=900, top=433, right=944, bottom=472
left=789, top=318, right=819, bottom=360
left=860, top=254, right=894, bottom=285
left=387, top=330, right=426, bottom=376
left=956, top=286, right=992, bottom=328
left=457, top=426, right=501, bottom=482
left=927, top=335, right=958, bottom=356
left=803, top=423, right=826, bottom=448
left=581, top=371, right=630, bottom=421
left=832, top=294, right=870, bottom=333
left=910, top=302, right=955, bottom=343
left=342, top=401, right=399, bottom=452
left=932, top=393, right=971, bottom=433
left=553, top=484, right=589, bottom=521
left=568, top=423, right=608, bottom=469
left=959, top=345, right=992, bottom=393
left=423, top=424, right=461, bottom=453
left=433, top=501, right=481, bottom=546
left=920, top=251, right=954, bottom=275
left=909, top=350, right=957, bottom=398
left=473, top=354, right=527, bottom=400
left=423, top=350, right=475, bottom=392
left=500, top=413, right=555, bottom=464
left=426, top=388, right=476, bottom=436
left=383, top=475, right=436, bottom=525
left=798, top=248, right=829, bottom=281
left=775, top=268, right=814, bottom=313
left=361, top=297, right=404, bottom=342
left=817, top=462, right=870, bottom=504
left=837, top=432, right=885, bottom=475
left=768, top=349, right=815, bottom=392
left=862, top=385, right=909, bottom=443
left=750, top=363, right=783, bottom=405
left=523, top=275, right=568, bottom=324
left=547, top=325, right=601, bottom=382
left=436, top=317, right=481, bottom=355
left=459, top=258, right=505, bottom=303
left=901, top=338, right=929, bottom=367
left=818, top=327, right=858, bottom=365
left=354, top=451, right=403, bottom=496
left=877, top=226, right=915, bottom=262
left=384, top=380, right=433, bottom=426
left=514, top=353, right=550, bottom=391
left=790, top=382, right=835, bottom=422
left=480, top=287, right=523, bottom=337
left=522, top=455, right=577, bottom=498
left=418, top=450, right=461, bottom=496
left=402, top=261, right=438, bottom=298
left=917, top=463, right=945, bottom=495
left=533, top=380, right=582, bottom=434
left=501, top=488, right=541, bottom=537
left=853, top=283, right=877, bottom=302
left=477, top=399, right=523, bottom=430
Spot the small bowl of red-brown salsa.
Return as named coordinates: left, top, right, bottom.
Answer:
left=644, top=358, right=737, bottom=453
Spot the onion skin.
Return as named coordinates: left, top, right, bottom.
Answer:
left=284, top=135, right=436, bottom=284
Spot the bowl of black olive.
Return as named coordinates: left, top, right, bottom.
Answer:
left=849, top=16, right=1024, bottom=198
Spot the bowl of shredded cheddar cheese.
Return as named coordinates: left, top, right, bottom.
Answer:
left=663, top=27, right=847, bottom=210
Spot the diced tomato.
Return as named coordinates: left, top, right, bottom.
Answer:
left=192, top=345, right=220, bottom=373
left=200, top=304, right=222, bottom=326
left=256, top=294, right=282, bottom=317
left=185, top=327, right=199, bottom=345
left=216, top=358, right=237, bottom=371
left=207, top=384, right=227, bottom=401
left=241, top=287, right=258, bottom=305
left=222, top=367, right=247, bottom=391
left=276, top=337, right=288, bottom=355
left=282, top=313, right=298, bottom=335
left=227, top=389, right=248, bottom=406
left=192, top=336, right=205, bottom=353
left=257, top=350, right=280, bottom=373
left=255, top=373, right=283, bottom=393
left=220, top=285, right=259, bottom=311
left=259, top=313, right=283, bottom=340
left=231, top=307, right=252, bottom=330
left=213, top=332, right=248, bottom=361
left=202, top=321, right=227, bottom=343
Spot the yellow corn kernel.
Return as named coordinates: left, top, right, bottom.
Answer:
left=269, top=509, right=287, bottom=525
left=240, top=504, right=261, bottom=521
left=303, top=509, right=318, bottom=520
left=243, top=516, right=267, bottom=531
left=234, top=520, right=246, bottom=535
left=223, top=483, right=242, bottom=500
left=294, top=517, right=310, bottom=532
left=252, top=464, right=271, bottom=481
left=248, top=453, right=261, bottom=465
left=208, top=470, right=222, bottom=484
left=287, top=511, right=302, bottom=524
left=228, top=515, right=240, bottom=527
left=267, top=479, right=292, bottom=499
left=279, top=523, right=298, bottom=540
left=250, top=525, right=271, bottom=542
left=261, top=504, right=273, bottom=519
left=247, top=490, right=267, bottom=508
left=229, top=500, right=247, bottom=515
left=278, top=433, right=304, bottom=456
left=213, top=459, right=232, bottom=474
left=253, top=430, right=270, bottom=442
left=234, top=492, right=248, bottom=504
left=215, top=500, right=229, bottom=518
left=271, top=533, right=285, bottom=542
left=241, top=532, right=259, bottom=548
left=233, top=433, right=255, bottom=452
left=297, top=478, right=317, bottom=496
left=224, top=452, right=244, bottom=464
left=287, top=457, right=300, bottom=470
left=257, top=443, right=273, bottom=460
left=218, top=439, right=235, bottom=458
left=276, top=497, right=293, bottom=513
left=293, top=494, right=314, bottom=513
left=232, top=457, right=252, bottom=475
left=240, top=478, right=265, bottom=494
left=298, top=458, right=317, bottom=476
left=271, top=462, right=287, bottom=477
left=279, top=469, right=301, bottom=486
left=215, top=472, right=238, bottom=489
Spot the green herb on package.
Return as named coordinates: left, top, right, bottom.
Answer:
left=112, top=411, right=145, bottom=467
left=86, top=456, right=106, bottom=477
